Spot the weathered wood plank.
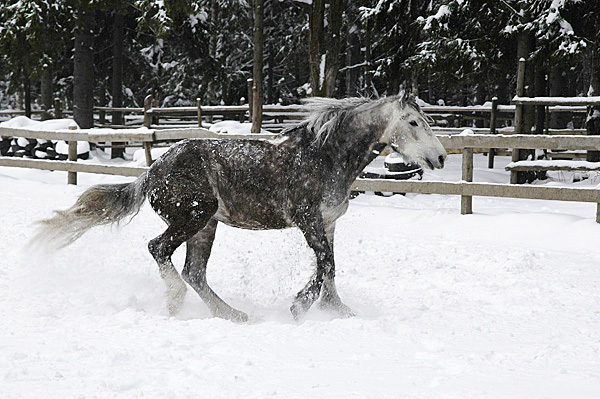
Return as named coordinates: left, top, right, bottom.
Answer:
left=87, top=130, right=155, bottom=142
left=94, top=107, right=144, bottom=113
left=0, top=157, right=147, bottom=177
left=351, top=179, right=600, bottom=203
left=0, top=126, right=88, bottom=141
left=153, top=127, right=278, bottom=141
left=437, top=134, right=600, bottom=150
left=505, top=160, right=600, bottom=172
left=512, top=96, right=600, bottom=106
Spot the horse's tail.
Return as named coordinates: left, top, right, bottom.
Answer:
left=32, top=172, right=150, bottom=250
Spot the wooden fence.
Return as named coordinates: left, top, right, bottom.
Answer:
left=0, top=126, right=276, bottom=184
left=95, top=95, right=307, bottom=133
left=1, top=125, right=599, bottom=222
left=353, top=134, right=600, bottom=223
left=0, top=99, right=69, bottom=120
left=91, top=98, right=590, bottom=134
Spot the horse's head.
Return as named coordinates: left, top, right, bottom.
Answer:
left=380, top=91, right=446, bottom=170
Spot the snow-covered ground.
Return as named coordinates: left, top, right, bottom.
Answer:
left=1, top=149, right=600, bottom=398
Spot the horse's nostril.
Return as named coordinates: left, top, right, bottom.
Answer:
left=438, top=155, right=445, bottom=168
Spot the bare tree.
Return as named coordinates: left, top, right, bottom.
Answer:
left=251, top=0, right=264, bottom=133
left=73, top=6, right=94, bottom=129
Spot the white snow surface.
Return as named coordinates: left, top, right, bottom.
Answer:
left=0, top=115, right=77, bottom=131
left=208, top=120, right=269, bottom=135
left=1, top=152, right=600, bottom=398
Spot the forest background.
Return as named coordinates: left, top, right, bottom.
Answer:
left=0, top=0, right=598, bottom=130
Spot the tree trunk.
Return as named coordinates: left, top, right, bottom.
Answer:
left=309, top=0, right=325, bottom=96
left=73, top=7, right=95, bottom=129
left=40, top=66, right=53, bottom=120
left=112, top=12, right=124, bottom=124
left=549, top=69, right=571, bottom=128
left=514, top=28, right=535, bottom=183
left=364, top=28, right=374, bottom=97
left=251, top=0, right=264, bottom=133
left=23, top=72, right=31, bottom=118
left=345, top=27, right=360, bottom=97
left=206, top=0, right=219, bottom=105
left=411, top=70, right=419, bottom=97
left=534, top=67, right=546, bottom=134
left=267, top=50, right=275, bottom=104
left=517, top=30, right=535, bottom=133
left=533, top=66, right=548, bottom=179
left=324, top=0, right=342, bottom=97
left=586, top=46, right=600, bottom=162
left=111, top=12, right=125, bottom=158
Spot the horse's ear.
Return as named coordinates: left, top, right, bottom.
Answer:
left=401, top=89, right=412, bottom=103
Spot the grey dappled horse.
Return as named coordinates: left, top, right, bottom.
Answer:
left=34, top=92, right=446, bottom=322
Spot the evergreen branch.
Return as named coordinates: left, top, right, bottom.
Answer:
left=498, top=0, right=520, bottom=17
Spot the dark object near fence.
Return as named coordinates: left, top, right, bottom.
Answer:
left=0, top=136, right=89, bottom=160
left=352, top=154, right=423, bottom=198
left=11, top=138, right=37, bottom=157
left=0, top=137, right=10, bottom=155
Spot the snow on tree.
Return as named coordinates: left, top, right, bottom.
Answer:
left=0, top=0, right=71, bottom=115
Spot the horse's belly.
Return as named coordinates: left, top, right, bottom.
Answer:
left=213, top=200, right=292, bottom=230
left=214, top=214, right=290, bottom=230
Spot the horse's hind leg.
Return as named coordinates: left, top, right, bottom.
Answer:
left=181, top=218, right=248, bottom=322
left=148, top=211, right=215, bottom=315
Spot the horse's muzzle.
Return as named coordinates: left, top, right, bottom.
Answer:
left=425, top=154, right=446, bottom=170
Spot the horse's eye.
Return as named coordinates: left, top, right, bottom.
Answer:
left=409, top=120, right=418, bottom=127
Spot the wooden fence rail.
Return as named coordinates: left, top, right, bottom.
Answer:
left=1, top=126, right=599, bottom=222
left=0, top=125, right=277, bottom=172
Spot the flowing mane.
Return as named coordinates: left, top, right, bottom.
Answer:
left=286, top=94, right=423, bottom=147
left=301, top=97, right=371, bottom=145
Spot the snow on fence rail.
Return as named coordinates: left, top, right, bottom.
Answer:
left=0, top=126, right=276, bottom=184
left=511, top=96, right=600, bottom=106
left=1, top=126, right=600, bottom=222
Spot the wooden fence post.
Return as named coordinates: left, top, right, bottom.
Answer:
left=510, top=58, right=526, bottom=184
left=487, top=97, right=498, bottom=169
left=67, top=125, right=78, bottom=185
left=461, top=147, right=473, bottom=214
left=143, top=94, right=154, bottom=166
left=247, top=78, right=254, bottom=119
left=586, top=104, right=600, bottom=162
left=152, top=92, right=160, bottom=126
left=54, top=98, right=62, bottom=119
left=239, top=97, right=246, bottom=123
left=99, top=109, right=106, bottom=125
left=197, top=98, right=202, bottom=127
left=143, top=94, right=153, bottom=128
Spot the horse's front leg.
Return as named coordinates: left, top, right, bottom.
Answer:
left=318, top=223, right=355, bottom=317
left=291, top=215, right=336, bottom=320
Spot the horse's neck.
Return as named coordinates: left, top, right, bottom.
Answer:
left=320, top=113, right=386, bottom=184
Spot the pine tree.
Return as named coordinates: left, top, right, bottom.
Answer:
left=0, top=0, right=71, bottom=116
left=361, top=0, right=432, bottom=97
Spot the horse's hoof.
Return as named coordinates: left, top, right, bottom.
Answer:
left=290, top=300, right=311, bottom=321
left=318, top=300, right=356, bottom=318
left=167, top=303, right=181, bottom=316
left=166, top=287, right=187, bottom=316
left=214, top=308, right=249, bottom=323
left=230, top=311, right=249, bottom=323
